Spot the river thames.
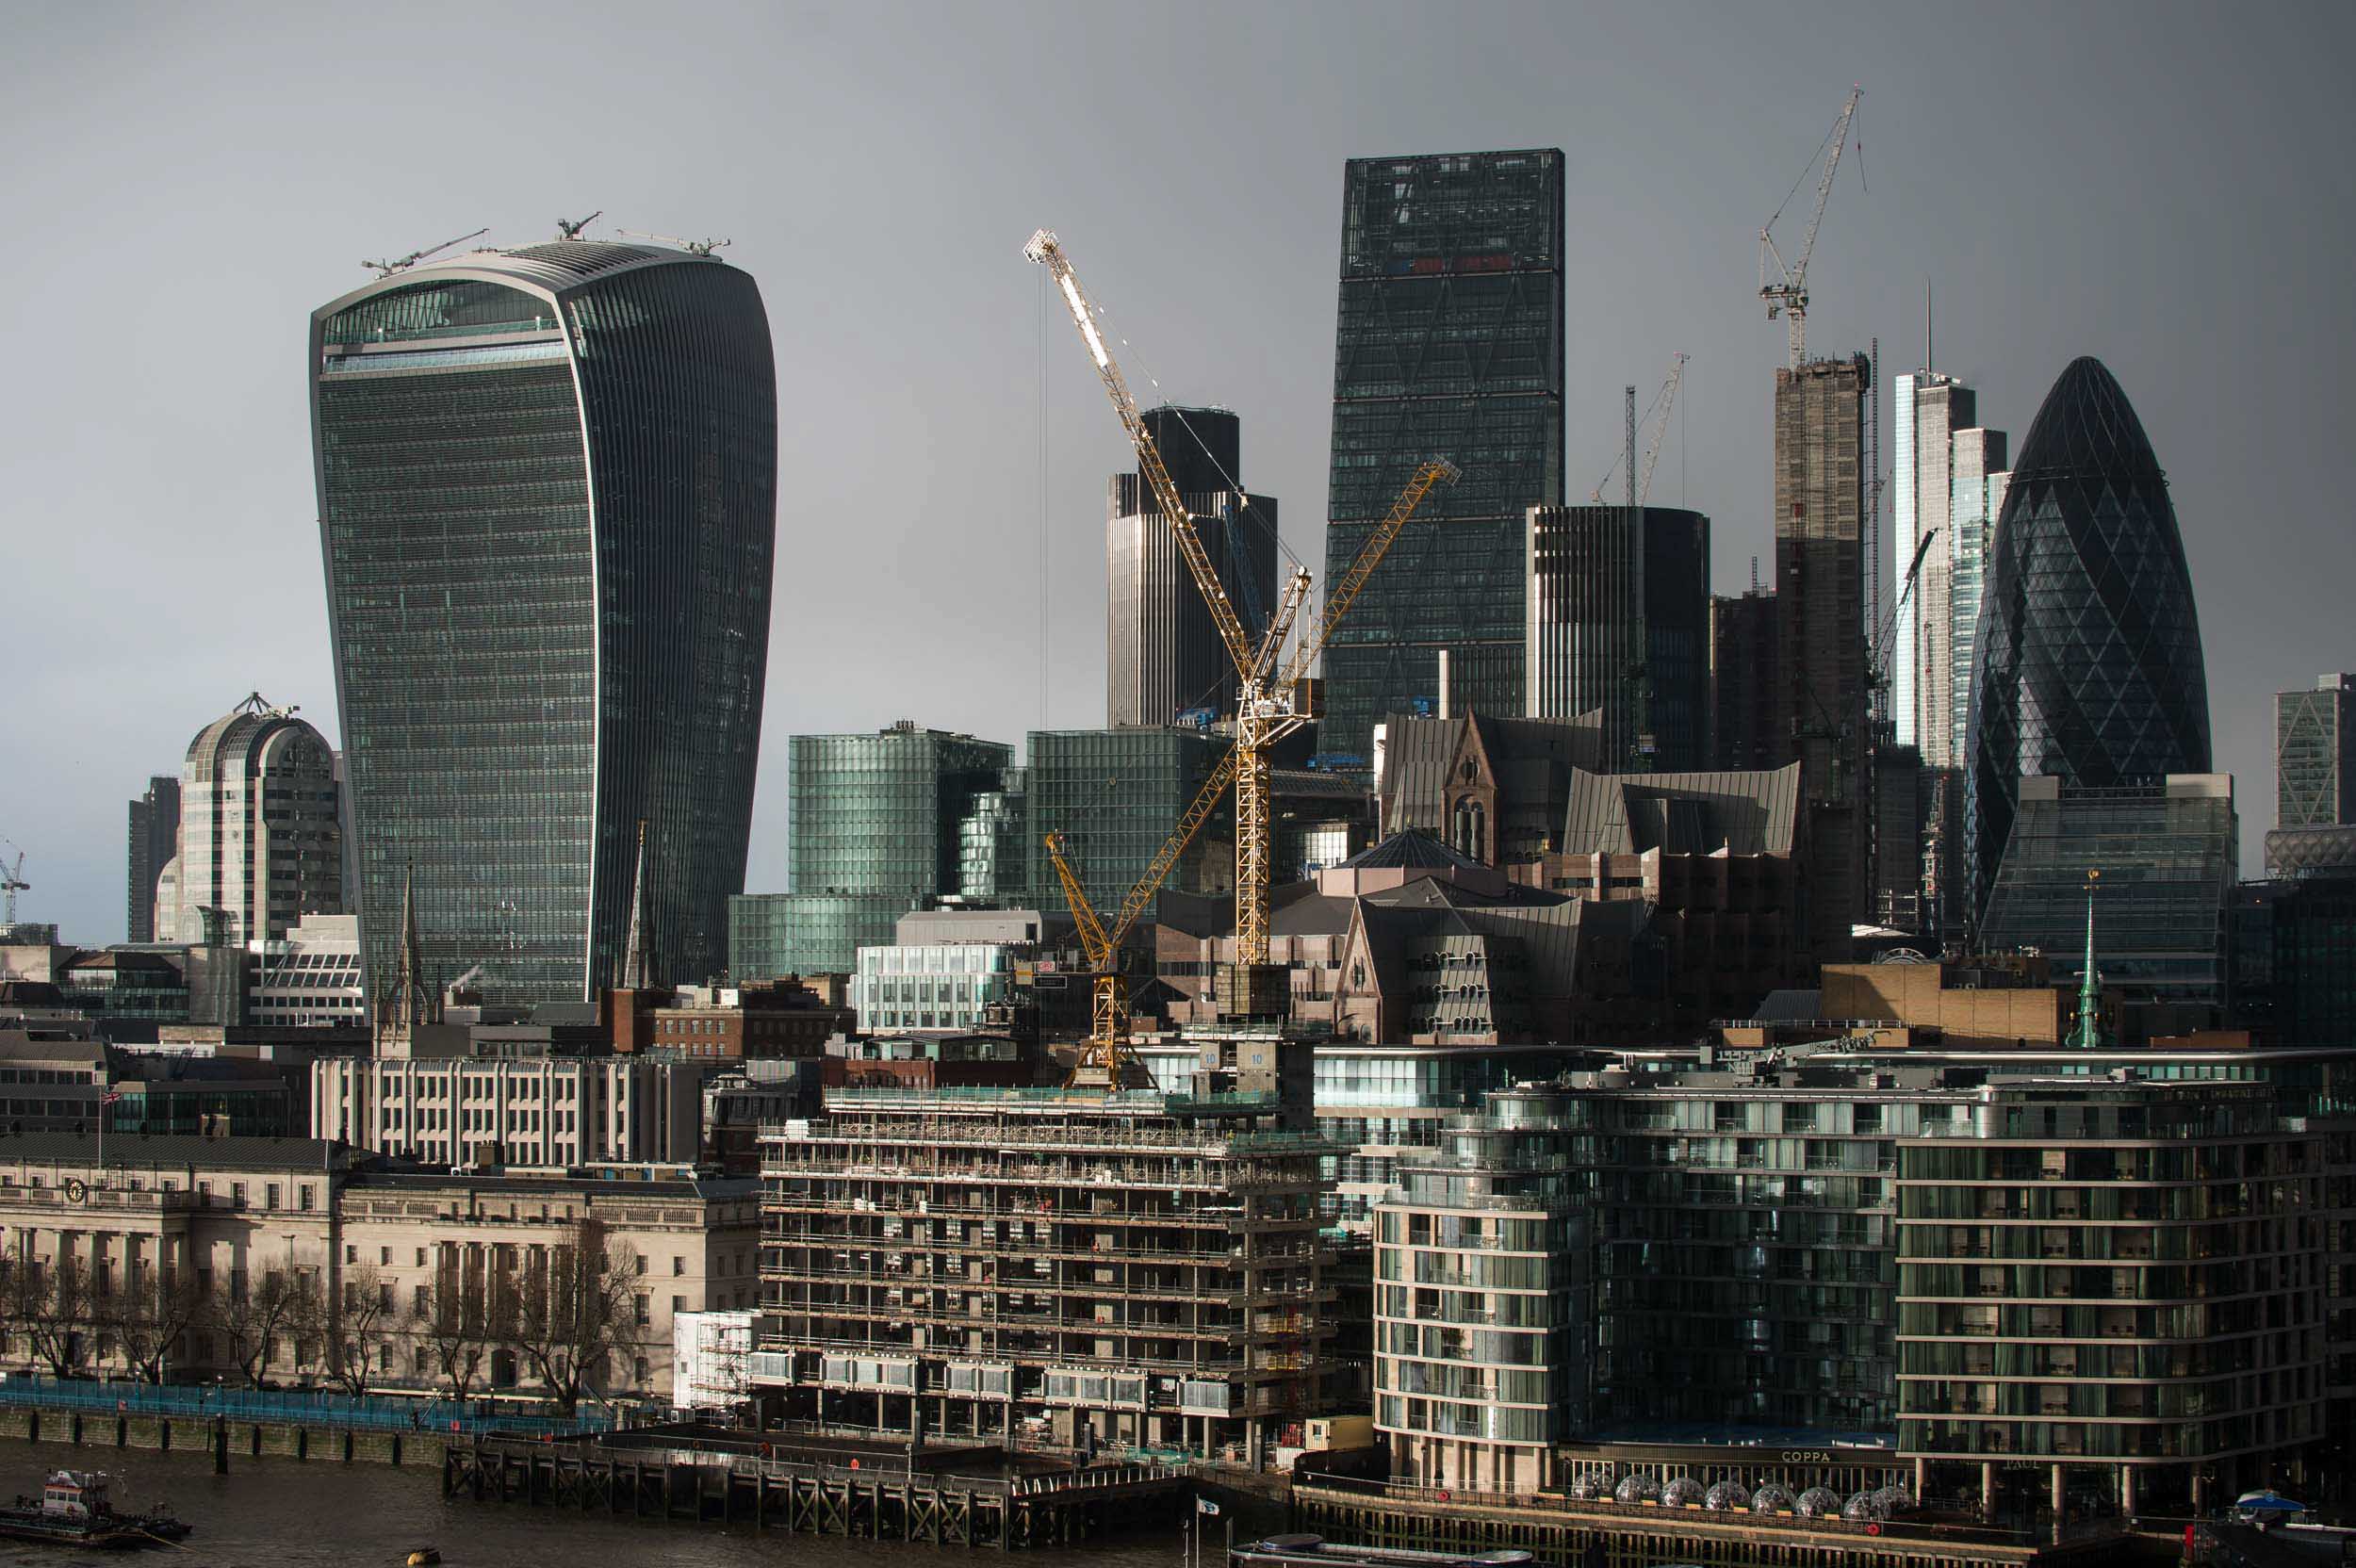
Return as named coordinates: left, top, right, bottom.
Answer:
left=0, top=1447, right=1193, bottom=1568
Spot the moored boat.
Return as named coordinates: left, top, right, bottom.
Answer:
left=0, top=1470, right=183, bottom=1549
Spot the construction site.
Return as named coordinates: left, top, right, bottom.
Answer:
left=755, top=1081, right=1331, bottom=1466
left=744, top=225, right=1430, bottom=1478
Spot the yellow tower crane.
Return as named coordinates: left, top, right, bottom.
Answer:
left=1044, top=746, right=1239, bottom=1088
left=1025, top=227, right=1459, bottom=974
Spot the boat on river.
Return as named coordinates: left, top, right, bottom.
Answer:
left=0, top=1470, right=188, bottom=1549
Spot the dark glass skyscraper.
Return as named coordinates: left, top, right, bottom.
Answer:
left=1322, top=150, right=1565, bottom=764
left=125, top=776, right=180, bottom=943
left=311, top=240, right=777, bottom=1007
left=1524, top=504, right=1710, bottom=770
left=1966, top=356, right=2209, bottom=925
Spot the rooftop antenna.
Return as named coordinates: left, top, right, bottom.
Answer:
left=362, top=227, right=489, bottom=278
left=616, top=229, right=731, bottom=256
left=556, top=210, right=601, bottom=241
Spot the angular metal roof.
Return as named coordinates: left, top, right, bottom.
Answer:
left=1339, top=827, right=1489, bottom=872
left=1560, top=763, right=1802, bottom=857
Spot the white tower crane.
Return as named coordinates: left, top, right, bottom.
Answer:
left=0, top=841, right=26, bottom=926
left=1759, top=87, right=1862, bottom=369
left=1587, top=352, right=1689, bottom=506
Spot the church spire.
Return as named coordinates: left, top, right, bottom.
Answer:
left=375, top=858, right=437, bottom=1051
left=2070, top=868, right=2103, bottom=1050
left=620, top=819, right=660, bottom=992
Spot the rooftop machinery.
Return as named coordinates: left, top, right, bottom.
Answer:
left=1025, top=229, right=1458, bottom=975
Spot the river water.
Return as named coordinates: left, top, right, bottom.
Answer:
left=0, top=1448, right=1198, bottom=1568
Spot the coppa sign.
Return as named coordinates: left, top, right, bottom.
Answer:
left=1385, top=254, right=1515, bottom=277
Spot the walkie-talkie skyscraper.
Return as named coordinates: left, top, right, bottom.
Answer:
left=1321, top=150, right=1564, bottom=763
left=310, top=239, right=777, bottom=1008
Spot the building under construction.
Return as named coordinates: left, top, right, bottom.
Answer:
left=1773, top=353, right=1871, bottom=960
left=754, top=1083, right=1332, bottom=1468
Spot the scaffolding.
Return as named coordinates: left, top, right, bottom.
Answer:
left=757, top=1086, right=1331, bottom=1467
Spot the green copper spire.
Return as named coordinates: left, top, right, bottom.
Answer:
left=2071, top=869, right=2103, bottom=1050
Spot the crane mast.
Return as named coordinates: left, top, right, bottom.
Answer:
left=1044, top=745, right=1239, bottom=1087
left=1638, top=352, right=1687, bottom=506
left=1028, top=227, right=1457, bottom=970
left=1759, top=87, right=1862, bottom=368
left=0, top=842, right=25, bottom=926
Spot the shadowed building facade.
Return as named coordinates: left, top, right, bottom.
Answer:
left=1525, top=504, right=1710, bottom=771
left=311, top=240, right=777, bottom=1008
left=1774, top=354, right=1872, bottom=960
left=124, top=776, right=180, bottom=944
left=1966, top=356, right=2209, bottom=928
left=1321, top=150, right=1565, bottom=765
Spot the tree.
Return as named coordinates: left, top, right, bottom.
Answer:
left=503, top=1218, right=642, bottom=1415
left=313, top=1265, right=394, bottom=1398
left=411, top=1261, right=505, bottom=1403
left=108, top=1266, right=207, bottom=1384
left=17, top=1257, right=95, bottom=1380
left=210, top=1268, right=303, bottom=1388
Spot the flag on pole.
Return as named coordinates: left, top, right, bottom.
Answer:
left=1197, top=1497, right=1220, bottom=1516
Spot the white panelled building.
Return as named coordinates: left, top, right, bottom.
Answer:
left=247, top=913, right=366, bottom=1026
left=311, top=1053, right=712, bottom=1168
left=850, top=941, right=1018, bottom=1034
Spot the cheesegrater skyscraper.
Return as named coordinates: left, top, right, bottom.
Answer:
left=310, top=237, right=777, bottom=1009
left=1321, top=150, right=1564, bottom=764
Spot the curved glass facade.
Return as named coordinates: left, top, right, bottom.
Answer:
left=1966, top=356, right=2208, bottom=923
left=312, top=243, right=776, bottom=1007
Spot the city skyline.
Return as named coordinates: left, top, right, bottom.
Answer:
left=7, top=2, right=2353, bottom=943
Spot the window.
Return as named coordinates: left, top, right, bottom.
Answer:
left=672, top=1256, right=685, bottom=1276
left=634, top=1296, right=649, bottom=1326
left=345, top=1245, right=357, bottom=1265
left=266, top=1184, right=280, bottom=1209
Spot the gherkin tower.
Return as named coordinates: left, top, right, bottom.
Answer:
left=1965, top=356, right=2210, bottom=925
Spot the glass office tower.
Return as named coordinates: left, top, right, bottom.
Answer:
left=1977, top=774, right=2238, bottom=1003
left=1967, top=357, right=2208, bottom=926
left=761, top=725, right=1014, bottom=974
left=1025, top=727, right=1234, bottom=915
left=1322, top=150, right=1565, bottom=764
left=311, top=240, right=777, bottom=1007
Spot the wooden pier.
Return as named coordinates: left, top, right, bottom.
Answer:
left=1289, top=1477, right=2143, bottom=1568
left=443, top=1431, right=1186, bottom=1548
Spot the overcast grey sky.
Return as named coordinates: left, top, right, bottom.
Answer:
left=5, top=0, right=2350, bottom=943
